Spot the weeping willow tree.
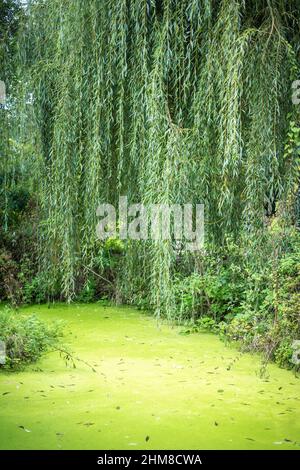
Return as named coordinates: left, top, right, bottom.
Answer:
left=8, top=0, right=300, bottom=315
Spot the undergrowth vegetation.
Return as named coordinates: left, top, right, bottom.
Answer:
left=177, top=225, right=300, bottom=370
left=0, top=307, right=64, bottom=369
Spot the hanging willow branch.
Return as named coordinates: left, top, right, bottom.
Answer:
left=6, top=0, right=300, bottom=315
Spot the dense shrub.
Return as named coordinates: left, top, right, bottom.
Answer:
left=0, top=307, right=64, bottom=369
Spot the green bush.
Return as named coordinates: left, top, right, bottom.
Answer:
left=76, top=278, right=97, bottom=303
left=174, top=245, right=246, bottom=321
left=0, top=307, right=64, bottom=369
left=274, top=340, right=294, bottom=369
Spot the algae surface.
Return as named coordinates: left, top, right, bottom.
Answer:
left=0, top=303, right=299, bottom=449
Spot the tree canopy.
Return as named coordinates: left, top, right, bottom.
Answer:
left=1, top=0, right=300, bottom=317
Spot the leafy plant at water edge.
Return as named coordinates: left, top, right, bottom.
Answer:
left=0, top=307, right=64, bottom=369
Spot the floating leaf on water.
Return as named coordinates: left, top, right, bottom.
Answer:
left=18, top=425, right=31, bottom=433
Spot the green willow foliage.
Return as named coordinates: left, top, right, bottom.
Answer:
left=0, top=0, right=24, bottom=229
left=7, top=0, right=300, bottom=315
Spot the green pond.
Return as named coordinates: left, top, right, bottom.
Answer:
left=0, top=303, right=299, bottom=450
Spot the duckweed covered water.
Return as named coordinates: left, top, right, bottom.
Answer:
left=0, top=303, right=299, bottom=450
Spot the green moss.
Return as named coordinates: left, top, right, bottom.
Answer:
left=0, top=303, right=299, bottom=450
